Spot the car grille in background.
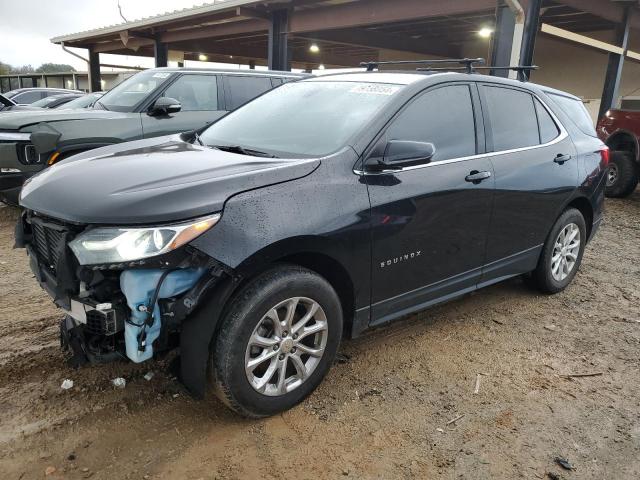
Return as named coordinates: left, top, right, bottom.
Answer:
left=31, top=222, right=66, bottom=270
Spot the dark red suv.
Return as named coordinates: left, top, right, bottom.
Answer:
left=597, top=109, right=640, bottom=198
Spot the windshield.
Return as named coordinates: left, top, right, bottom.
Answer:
left=97, top=70, right=173, bottom=112
left=59, top=93, right=102, bottom=110
left=200, top=81, right=403, bottom=157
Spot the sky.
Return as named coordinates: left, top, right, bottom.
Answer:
left=0, top=0, right=235, bottom=71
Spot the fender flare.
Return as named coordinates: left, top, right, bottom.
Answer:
left=604, top=129, right=639, bottom=162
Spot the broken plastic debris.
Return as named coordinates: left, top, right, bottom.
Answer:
left=112, top=377, right=126, bottom=389
left=555, top=457, right=574, bottom=470
left=143, top=371, right=154, bottom=381
left=61, top=379, right=74, bottom=390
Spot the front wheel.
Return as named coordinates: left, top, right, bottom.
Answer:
left=529, top=208, right=586, bottom=294
left=211, top=265, right=343, bottom=418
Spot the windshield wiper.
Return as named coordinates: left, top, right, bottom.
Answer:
left=212, top=144, right=278, bottom=158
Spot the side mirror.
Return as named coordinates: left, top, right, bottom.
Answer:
left=148, top=97, right=181, bottom=116
left=381, top=140, right=435, bottom=169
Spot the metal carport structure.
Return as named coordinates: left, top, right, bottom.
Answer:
left=51, top=0, right=640, bottom=119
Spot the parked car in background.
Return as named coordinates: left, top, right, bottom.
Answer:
left=0, top=93, right=84, bottom=112
left=4, top=87, right=82, bottom=105
left=0, top=68, right=306, bottom=204
left=16, top=69, right=607, bottom=418
left=596, top=109, right=640, bottom=197
left=57, top=91, right=104, bottom=110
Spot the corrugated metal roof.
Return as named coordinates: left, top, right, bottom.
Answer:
left=50, top=0, right=269, bottom=44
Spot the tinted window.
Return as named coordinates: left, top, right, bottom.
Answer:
left=226, top=76, right=273, bottom=110
left=547, top=93, right=596, bottom=137
left=534, top=98, right=559, bottom=143
left=386, top=84, right=476, bottom=161
left=484, top=86, right=539, bottom=151
left=13, top=91, right=43, bottom=104
left=200, top=81, right=402, bottom=157
left=163, top=74, right=218, bottom=111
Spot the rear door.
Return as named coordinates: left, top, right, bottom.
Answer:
left=365, top=82, right=495, bottom=325
left=141, top=74, right=224, bottom=138
left=222, top=75, right=276, bottom=111
left=479, top=84, right=578, bottom=282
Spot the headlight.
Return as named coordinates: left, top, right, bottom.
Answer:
left=69, top=214, right=220, bottom=265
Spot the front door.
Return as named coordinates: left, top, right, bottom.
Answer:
left=141, top=74, right=226, bottom=138
left=364, top=83, right=495, bottom=325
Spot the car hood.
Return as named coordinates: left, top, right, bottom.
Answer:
left=20, top=135, right=320, bottom=225
left=0, top=108, right=132, bottom=130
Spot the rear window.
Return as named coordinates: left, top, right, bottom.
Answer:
left=547, top=93, right=596, bottom=137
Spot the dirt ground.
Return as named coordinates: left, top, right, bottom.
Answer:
left=0, top=191, right=639, bottom=480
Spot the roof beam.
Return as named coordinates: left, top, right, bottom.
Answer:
left=289, top=0, right=496, bottom=33
left=554, top=0, right=640, bottom=31
left=295, top=28, right=461, bottom=58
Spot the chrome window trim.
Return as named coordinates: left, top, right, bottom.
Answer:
left=0, top=132, right=31, bottom=142
left=356, top=90, right=567, bottom=176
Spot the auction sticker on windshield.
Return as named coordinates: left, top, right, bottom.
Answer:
left=349, top=84, right=401, bottom=95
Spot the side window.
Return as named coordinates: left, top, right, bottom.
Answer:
left=534, top=98, right=559, bottom=144
left=483, top=86, right=539, bottom=151
left=385, top=84, right=476, bottom=162
left=226, top=76, right=273, bottom=110
left=13, top=91, right=43, bottom=104
left=163, top=75, right=218, bottom=112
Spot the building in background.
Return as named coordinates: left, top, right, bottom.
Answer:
left=0, top=70, right=137, bottom=94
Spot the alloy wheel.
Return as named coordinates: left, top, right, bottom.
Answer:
left=551, top=223, right=581, bottom=282
left=244, top=297, right=328, bottom=396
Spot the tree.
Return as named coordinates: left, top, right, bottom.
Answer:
left=10, top=64, right=35, bottom=74
left=36, top=63, right=76, bottom=73
left=0, top=61, right=10, bottom=75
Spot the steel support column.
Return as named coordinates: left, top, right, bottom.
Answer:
left=268, top=9, right=290, bottom=71
left=519, top=0, right=542, bottom=80
left=491, top=2, right=516, bottom=77
left=88, top=48, right=101, bottom=92
left=154, top=38, right=169, bottom=68
left=598, top=6, right=631, bottom=120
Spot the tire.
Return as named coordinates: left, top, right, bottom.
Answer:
left=529, top=208, right=586, bottom=294
left=605, top=151, right=638, bottom=198
left=211, top=265, right=343, bottom=418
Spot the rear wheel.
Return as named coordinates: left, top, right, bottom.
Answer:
left=212, top=265, right=342, bottom=418
left=529, top=208, right=586, bottom=294
left=605, top=151, right=638, bottom=198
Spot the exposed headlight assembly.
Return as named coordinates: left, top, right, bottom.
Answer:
left=69, top=214, right=220, bottom=265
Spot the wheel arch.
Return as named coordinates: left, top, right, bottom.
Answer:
left=233, top=237, right=357, bottom=337
left=565, top=196, right=593, bottom=240
left=605, top=129, right=639, bottom=163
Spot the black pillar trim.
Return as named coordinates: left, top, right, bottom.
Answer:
left=268, top=9, right=290, bottom=71
left=154, top=38, right=169, bottom=68
left=598, top=6, right=631, bottom=121
left=519, top=0, right=542, bottom=81
left=491, top=2, right=516, bottom=78
left=88, top=49, right=101, bottom=93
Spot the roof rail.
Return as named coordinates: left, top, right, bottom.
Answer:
left=415, top=64, right=539, bottom=81
left=360, top=58, right=486, bottom=74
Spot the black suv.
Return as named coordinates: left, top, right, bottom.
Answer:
left=16, top=66, right=607, bottom=417
left=0, top=68, right=305, bottom=205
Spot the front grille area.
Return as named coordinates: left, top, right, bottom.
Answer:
left=31, top=221, right=67, bottom=270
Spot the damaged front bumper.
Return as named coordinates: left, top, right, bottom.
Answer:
left=17, top=211, right=231, bottom=370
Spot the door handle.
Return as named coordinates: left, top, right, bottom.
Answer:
left=554, top=153, right=572, bottom=164
left=465, top=170, right=492, bottom=184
